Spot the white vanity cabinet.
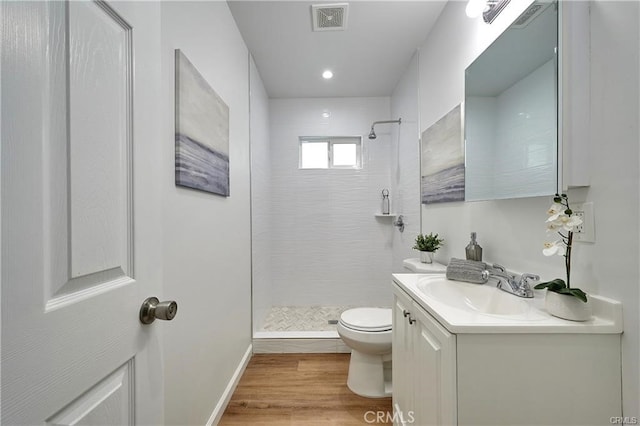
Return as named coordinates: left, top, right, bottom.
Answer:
left=393, top=286, right=456, bottom=426
left=392, top=281, right=623, bottom=426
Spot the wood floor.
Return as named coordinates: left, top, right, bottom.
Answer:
left=219, top=353, right=393, bottom=425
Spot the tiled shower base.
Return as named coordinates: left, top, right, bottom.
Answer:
left=253, top=306, right=354, bottom=354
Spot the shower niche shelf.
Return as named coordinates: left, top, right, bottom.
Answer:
left=374, top=213, right=397, bottom=218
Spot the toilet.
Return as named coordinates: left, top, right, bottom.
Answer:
left=337, top=307, right=393, bottom=398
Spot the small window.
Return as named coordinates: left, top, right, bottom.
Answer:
left=300, top=141, right=329, bottom=169
left=299, top=137, right=361, bottom=169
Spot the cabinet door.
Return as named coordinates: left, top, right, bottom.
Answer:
left=412, top=304, right=457, bottom=426
left=392, top=288, right=414, bottom=426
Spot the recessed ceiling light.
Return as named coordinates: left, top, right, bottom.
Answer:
left=322, top=70, right=334, bottom=79
left=322, top=111, right=331, bottom=118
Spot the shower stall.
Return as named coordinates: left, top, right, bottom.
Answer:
left=249, top=56, right=421, bottom=352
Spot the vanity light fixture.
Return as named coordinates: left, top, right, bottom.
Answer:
left=466, top=0, right=511, bottom=23
left=465, top=0, right=486, bottom=18
left=322, top=70, right=334, bottom=79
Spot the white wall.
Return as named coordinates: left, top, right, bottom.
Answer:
left=267, top=97, right=394, bottom=308
left=417, top=0, right=639, bottom=416
left=249, top=56, right=272, bottom=333
left=390, top=52, right=422, bottom=272
left=587, top=2, right=640, bottom=414
left=160, top=2, right=252, bottom=424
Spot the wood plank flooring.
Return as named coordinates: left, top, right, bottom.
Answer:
left=219, top=353, right=393, bottom=425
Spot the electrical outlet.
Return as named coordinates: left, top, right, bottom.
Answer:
left=572, top=202, right=595, bottom=243
left=573, top=211, right=585, bottom=233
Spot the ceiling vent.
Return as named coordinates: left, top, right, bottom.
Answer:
left=311, top=3, right=349, bottom=32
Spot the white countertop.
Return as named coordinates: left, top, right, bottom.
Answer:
left=392, top=273, right=623, bottom=334
left=402, top=258, right=447, bottom=273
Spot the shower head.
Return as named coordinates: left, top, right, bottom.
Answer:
left=368, top=118, right=401, bottom=140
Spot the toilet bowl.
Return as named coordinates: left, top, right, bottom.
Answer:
left=337, top=307, right=392, bottom=398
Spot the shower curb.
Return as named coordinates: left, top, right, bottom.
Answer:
left=253, top=337, right=350, bottom=354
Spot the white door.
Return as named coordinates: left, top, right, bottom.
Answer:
left=2, top=1, right=165, bottom=424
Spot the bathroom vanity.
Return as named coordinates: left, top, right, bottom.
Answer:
left=392, top=273, right=623, bottom=426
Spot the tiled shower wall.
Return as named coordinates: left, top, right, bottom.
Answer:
left=466, top=59, right=556, bottom=200
left=267, top=97, right=394, bottom=308
left=251, top=76, right=422, bottom=331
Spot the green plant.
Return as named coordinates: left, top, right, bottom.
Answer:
left=534, top=193, right=588, bottom=302
left=413, top=233, right=444, bottom=252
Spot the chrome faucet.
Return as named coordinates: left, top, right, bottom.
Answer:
left=489, top=264, right=538, bottom=298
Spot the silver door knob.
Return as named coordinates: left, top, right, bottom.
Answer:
left=140, top=297, right=178, bottom=324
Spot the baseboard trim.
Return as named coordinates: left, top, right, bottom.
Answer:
left=207, top=344, right=252, bottom=425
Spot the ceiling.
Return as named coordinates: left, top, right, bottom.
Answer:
left=227, top=1, right=447, bottom=98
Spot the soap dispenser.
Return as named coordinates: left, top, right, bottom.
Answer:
left=465, top=232, right=483, bottom=261
left=381, top=189, right=390, bottom=215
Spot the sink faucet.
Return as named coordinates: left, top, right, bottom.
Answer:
left=489, top=264, right=538, bottom=298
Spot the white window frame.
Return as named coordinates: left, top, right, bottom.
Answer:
left=298, top=136, right=362, bottom=169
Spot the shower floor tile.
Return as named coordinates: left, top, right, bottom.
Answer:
left=260, top=306, right=353, bottom=332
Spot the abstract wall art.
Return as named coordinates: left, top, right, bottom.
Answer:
left=175, top=49, right=230, bottom=196
left=421, top=104, right=465, bottom=204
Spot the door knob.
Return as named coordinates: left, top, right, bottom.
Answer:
left=140, top=297, right=178, bottom=324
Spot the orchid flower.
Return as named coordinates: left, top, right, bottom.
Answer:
left=540, top=193, right=581, bottom=293
left=561, top=215, right=582, bottom=232
left=537, top=194, right=588, bottom=302
left=546, top=203, right=565, bottom=222
left=543, top=240, right=565, bottom=257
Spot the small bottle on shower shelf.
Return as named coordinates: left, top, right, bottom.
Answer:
left=381, top=189, right=390, bottom=215
left=466, top=232, right=483, bottom=261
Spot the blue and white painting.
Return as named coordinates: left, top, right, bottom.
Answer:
left=421, top=104, right=465, bottom=204
left=175, top=49, right=229, bottom=196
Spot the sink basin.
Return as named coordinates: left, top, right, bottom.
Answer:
left=416, top=276, right=529, bottom=316
left=393, top=272, right=623, bottom=333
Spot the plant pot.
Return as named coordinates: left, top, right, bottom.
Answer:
left=545, top=290, right=592, bottom=322
left=419, top=251, right=434, bottom=264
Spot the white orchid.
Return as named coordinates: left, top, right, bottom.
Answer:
left=546, top=221, right=560, bottom=233
left=546, top=203, right=565, bottom=221
left=547, top=214, right=583, bottom=232
left=543, top=240, right=565, bottom=257
left=559, top=214, right=582, bottom=232
left=545, top=203, right=583, bottom=232
left=536, top=194, right=588, bottom=303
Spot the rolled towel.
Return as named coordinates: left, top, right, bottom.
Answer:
left=446, top=258, right=489, bottom=284
left=448, top=257, right=487, bottom=271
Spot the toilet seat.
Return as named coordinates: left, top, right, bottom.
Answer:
left=339, top=308, right=392, bottom=332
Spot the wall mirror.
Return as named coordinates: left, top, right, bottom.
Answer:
left=465, top=1, right=558, bottom=201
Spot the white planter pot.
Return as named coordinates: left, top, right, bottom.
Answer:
left=419, top=251, right=434, bottom=264
left=545, top=290, right=592, bottom=322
